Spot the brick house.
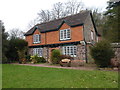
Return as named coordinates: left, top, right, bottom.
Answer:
left=25, top=10, right=100, bottom=63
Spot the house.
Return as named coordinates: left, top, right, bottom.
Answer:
left=24, top=10, right=100, bottom=63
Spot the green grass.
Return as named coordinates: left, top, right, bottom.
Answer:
left=2, top=64, right=118, bottom=88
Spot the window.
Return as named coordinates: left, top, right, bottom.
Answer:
left=33, top=34, right=41, bottom=43
left=62, top=46, right=77, bottom=57
left=33, top=48, right=43, bottom=57
left=60, top=29, right=71, bottom=40
left=91, top=31, right=94, bottom=40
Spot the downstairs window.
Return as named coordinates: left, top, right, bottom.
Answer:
left=62, top=46, right=77, bottom=57
left=33, top=48, right=43, bottom=57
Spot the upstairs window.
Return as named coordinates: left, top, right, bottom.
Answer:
left=60, top=29, right=71, bottom=40
left=33, top=34, right=41, bottom=44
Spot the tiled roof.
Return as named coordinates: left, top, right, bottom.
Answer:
left=25, top=11, right=90, bottom=36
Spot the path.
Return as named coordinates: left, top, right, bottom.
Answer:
left=13, top=63, right=96, bottom=71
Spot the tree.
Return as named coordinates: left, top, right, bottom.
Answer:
left=28, top=18, right=39, bottom=29
left=1, top=20, right=9, bottom=63
left=64, top=0, right=84, bottom=15
left=90, top=40, right=114, bottom=67
left=6, top=38, right=28, bottom=63
left=37, top=10, right=51, bottom=23
left=9, top=28, right=25, bottom=39
left=104, top=1, right=120, bottom=42
left=15, top=38, right=28, bottom=63
left=51, top=49, right=61, bottom=64
left=51, top=2, right=64, bottom=19
left=91, top=9, right=107, bottom=36
left=37, top=0, right=84, bottom=23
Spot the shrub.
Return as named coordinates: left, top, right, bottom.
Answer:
left=90, top=40, right=115, bottom=68
left=51, top=49, right=61, bottom=64
left=37, top=57, right=46, bottom=63
left=30, top=55, right=46, bottom=63
left=60, top=55, right=74, bottom=60
left=30, top=55, right=39, bottom=64
left=25, top=54, right=31, bottom=62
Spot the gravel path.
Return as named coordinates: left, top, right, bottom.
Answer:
left=13, top=63, right=96, bottom=71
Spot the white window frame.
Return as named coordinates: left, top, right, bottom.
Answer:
left=33, top=34, right=41, bottom=44
left=60, top=29, right=71, bottom=40
left=33, top=48, right=43, bottom=57
left=62, top=46, right=77, bottom=57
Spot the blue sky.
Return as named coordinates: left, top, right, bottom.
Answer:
left=0, top=0, right=108, bottom=32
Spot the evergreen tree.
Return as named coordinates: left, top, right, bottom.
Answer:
left=1, top=21, right=9, bottom=63
left=104, top=1, right=120, bottom=42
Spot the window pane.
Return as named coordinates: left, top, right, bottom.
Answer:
left=67, top=47, right=69, bottom=55
left=67, top=29, right=70, bottom=38
left=33, top=35, right=35, bottom=43
left=64, top=30, right=66, bottom=39
left=65, top=47, right=66, bottom=55
left=71, top=47, right=73, bottom=55
left=74, top=47, right=77, bottom=55
left=60, top=30, right=63, bottom=40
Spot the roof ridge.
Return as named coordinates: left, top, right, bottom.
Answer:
left=36, top=10, right=90, bottom=26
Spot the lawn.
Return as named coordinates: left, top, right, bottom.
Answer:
left=2, top=64, right=118, bottom=88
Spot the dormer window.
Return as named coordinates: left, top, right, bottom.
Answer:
left=33, top=34, right=41, bottom=44
left=60, top=29, right=71, bottom=40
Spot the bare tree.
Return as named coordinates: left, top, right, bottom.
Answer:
left=28, top=18, right=38, bottom=29
left=65, top=0, right=84, bottom=15
left=9, top=28, right=25, bottom=39
left=37, top=10, right=52, bottom=23
left=51, top=2, right=64, bottom=19
left=37, top=0, right=84, bottom=23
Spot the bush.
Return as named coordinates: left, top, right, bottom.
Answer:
left=90, top=40, right=115, bottom=68
left=60, top=55, right=74, bottom=60
left=51, top=49, right=61, bottom=64
left=30, top=55, right=39, bottom=64
left=25, top=54, right=31, bottom=61
left=37, top=57, right=46, bottom=63
left=30, top=55, right=46, bottom=63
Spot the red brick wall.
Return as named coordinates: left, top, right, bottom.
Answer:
left=26, top=29, right=46, bottom=46
left=26, top=23, right=84, bottom=46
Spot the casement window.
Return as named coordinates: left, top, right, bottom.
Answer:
left=33, top=34, right=41, bottom=43
left=33, top=48, right=43, bottom=57
left=62, top=46, right=77, bottom=57
left=91, top=31, right=94, bottom=40
left=60, top=29, right=71, bottom=40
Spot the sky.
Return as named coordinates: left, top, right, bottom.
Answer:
left=0, top=0, right=109, bottom=32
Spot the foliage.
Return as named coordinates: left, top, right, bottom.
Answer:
left=17, top=49, right=26, bottom=64
left=37, top=57, right=46, bottom=63
left=103, top=1, right=120, bottom=42
left=30, top=55, right=38, bottom=64
left=90, top=40, right=114, bottom=67
left=60, top=55, right=74, bottom=60
left=30, top=55, right=46, bottom=63
left=25, top=54, right=31, bottom=61
left=6, top=38, right=28, bottom=63
left=6, top=38, right=19, bottom=62
left=3, top=64, right=118, bottom=88
left=51, top=49, right=61, bottom=64
left=1, top=20, right=9, bottom=63
left=91, top=9, right=107, bottom=36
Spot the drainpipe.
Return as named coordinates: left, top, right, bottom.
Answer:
left=45, top=32, right=48, bottom=62
left=82, top=25, right=88, bottom=63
